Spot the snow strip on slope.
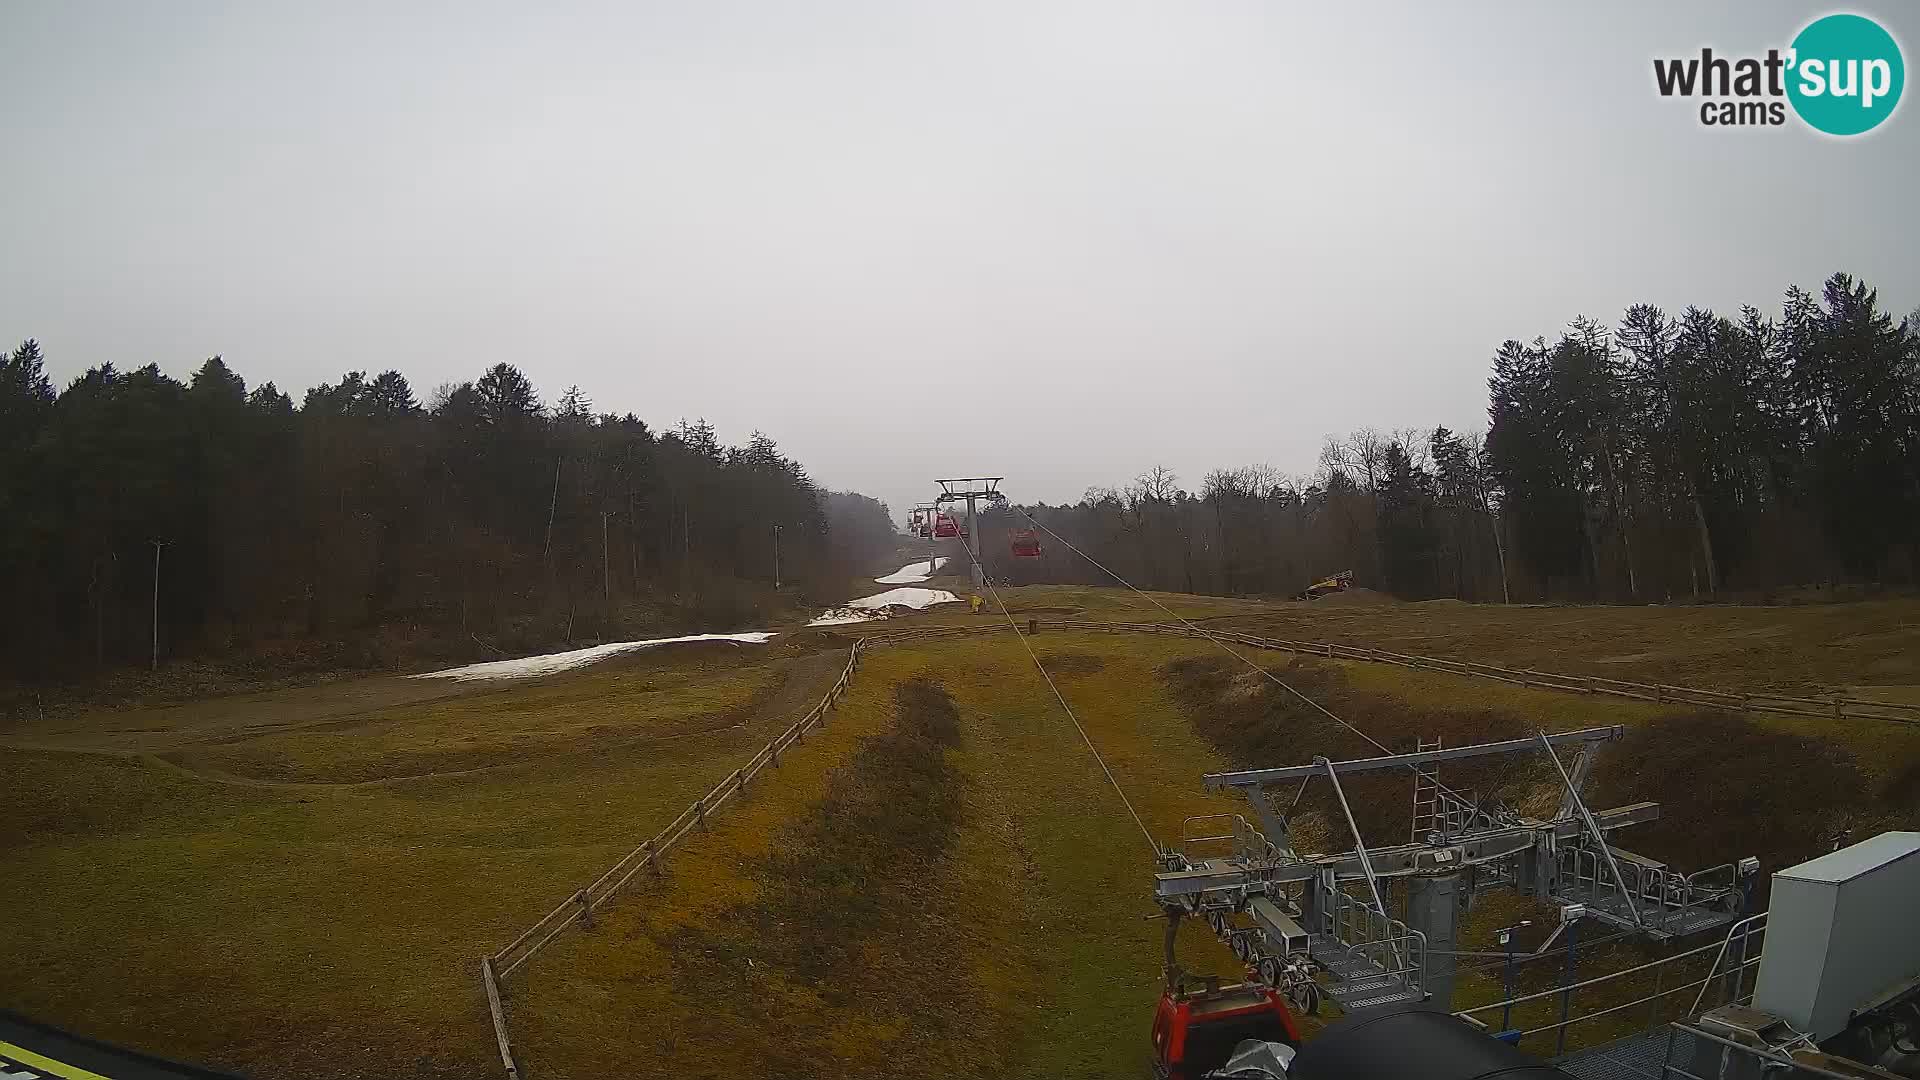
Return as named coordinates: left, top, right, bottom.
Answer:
left=807, top=586, right=965, bottom=626
left=874, top=556, right=950, bottom=584
left=849, top=587, right=961, bottom=610
left=806, top=610, right=884, bottom=627
left=409, top=632, right=777, bottom=682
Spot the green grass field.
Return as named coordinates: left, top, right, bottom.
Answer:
left=4, top=590, right=1918, bottom=1078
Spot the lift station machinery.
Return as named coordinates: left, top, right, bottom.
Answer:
left=1153, top=727, right=1760, bottom=1018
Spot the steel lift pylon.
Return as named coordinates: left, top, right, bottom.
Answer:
left=933, top=477, right=1005, bottom=592
left=1155, top=726, right=1761, bottom=1014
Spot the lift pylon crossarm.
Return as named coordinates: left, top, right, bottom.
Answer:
left=1152, top=802, right=1661, bottom=900
left=933, top=477, right=1004, bottom=500
left=1202, top=726, right=1624, bottom=789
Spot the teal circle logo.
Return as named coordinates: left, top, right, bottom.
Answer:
left=1787, top=14, right=1904, bottom=135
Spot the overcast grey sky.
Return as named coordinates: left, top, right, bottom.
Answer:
left=3, top=2, right=1914, bottom=522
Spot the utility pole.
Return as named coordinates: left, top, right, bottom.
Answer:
left=772, top=524, right=782, bottom=590
left=150, top=539, right=164, bottom=671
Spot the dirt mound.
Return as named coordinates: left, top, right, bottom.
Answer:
left=1311, top=587, right=1396, bottom=607
left=1592, top=711, right=1868, bottom=876
left=665, top=679, right=978, bottom=1070
left=1158, top=654, right=1538, bottom=849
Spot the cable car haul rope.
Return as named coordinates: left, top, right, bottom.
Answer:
left=939, top=482, right=1466, bottom=867
left=952, top=525, right=1160, bottom=855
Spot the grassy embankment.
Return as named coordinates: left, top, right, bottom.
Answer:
left=5, top=588, right=1917, bottom=1076
left=0, top=640, right=847, bottom=1079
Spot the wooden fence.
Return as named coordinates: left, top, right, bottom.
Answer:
left=479, top=623, right=1009, bottom=1079
left=1049, top=620, right=1920, bottom=726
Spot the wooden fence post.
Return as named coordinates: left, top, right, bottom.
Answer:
left=483, top=957, right=521, bottom=1080
left=575, top=888, right=594, bottom=930
left=694, top=797, right=706, bottom=829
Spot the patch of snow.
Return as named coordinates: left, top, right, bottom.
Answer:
left=874, top=556, right=949, bottom=584
left=807, top=609, right=883, bottom=627
left=806, top=586, right=965, bottom=627
left=848, top=587, right=962, bottom=610
left=410, top=632, right=776, bottom=682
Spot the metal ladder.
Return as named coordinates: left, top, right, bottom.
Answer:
left=1410, top=736, right=1443, bottom=842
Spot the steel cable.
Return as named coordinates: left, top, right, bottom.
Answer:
left=953, top=527, right=1161, bottom=856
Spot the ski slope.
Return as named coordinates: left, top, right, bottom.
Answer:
left=874, top=556, right=948, bottom=584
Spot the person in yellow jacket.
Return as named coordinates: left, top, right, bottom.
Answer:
left=969, top=594, right=983, bottom=615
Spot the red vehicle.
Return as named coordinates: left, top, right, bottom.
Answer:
left=1150, top=981, right=1302, bottom=1080
left=933, top=512, right=959, bottom=538
left=1010, top=528, right=1042, bottom=558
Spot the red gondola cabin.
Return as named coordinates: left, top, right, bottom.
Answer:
left=1150, top=982, right=1302, bottom=1080
left=1010, top=528, right=1042, bottom=558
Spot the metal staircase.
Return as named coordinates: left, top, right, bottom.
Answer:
left=1307, top=882, right=1427, bottom=1009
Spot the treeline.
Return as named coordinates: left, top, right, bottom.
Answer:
left=980, top=273, right=1919, bottom=602
left=0, top=350, right=897, bottom=681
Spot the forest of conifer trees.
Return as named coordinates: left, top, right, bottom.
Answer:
left=0, top=351, right=897, bottom=682
left=982, top=273, right=1920, bottom=603
left=6, top=272, right=1914, bottom=684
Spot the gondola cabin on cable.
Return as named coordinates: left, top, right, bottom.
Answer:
left=933, top=512, right=959, bottom=538
left=1151, top=980, right=1301, bottom=1080
left=1010, top=527, right=1042, bottom=558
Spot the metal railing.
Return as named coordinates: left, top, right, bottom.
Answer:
left=1322, top=881, right=1427, bottom=998
left=1690, top=913, right=1768, bottom=1015
left=1658, top=1021, right=1860, bottom=1080
left=1555, top=844, right=1741, bottom=931
left=1178, top=813, right=1244, bottom=860
left=1177, top=813, right=1285, bottom=865
left=1457, top=914, right=1767, bottom=1048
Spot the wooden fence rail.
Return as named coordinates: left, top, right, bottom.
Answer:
left=478, top=623, right=1012, bottom=1077
left=1047, top=620, right=1920, bottom=727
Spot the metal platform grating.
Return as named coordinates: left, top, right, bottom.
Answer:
left=1550, top=885, right=1742, bottom=941
left=1308, top=934, right=1422, bottom=1009
left=1553, top=1026, right=1698, bottom=1080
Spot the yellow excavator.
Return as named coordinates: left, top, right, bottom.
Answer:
left=1294, top=570, right=1353, bottom=601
